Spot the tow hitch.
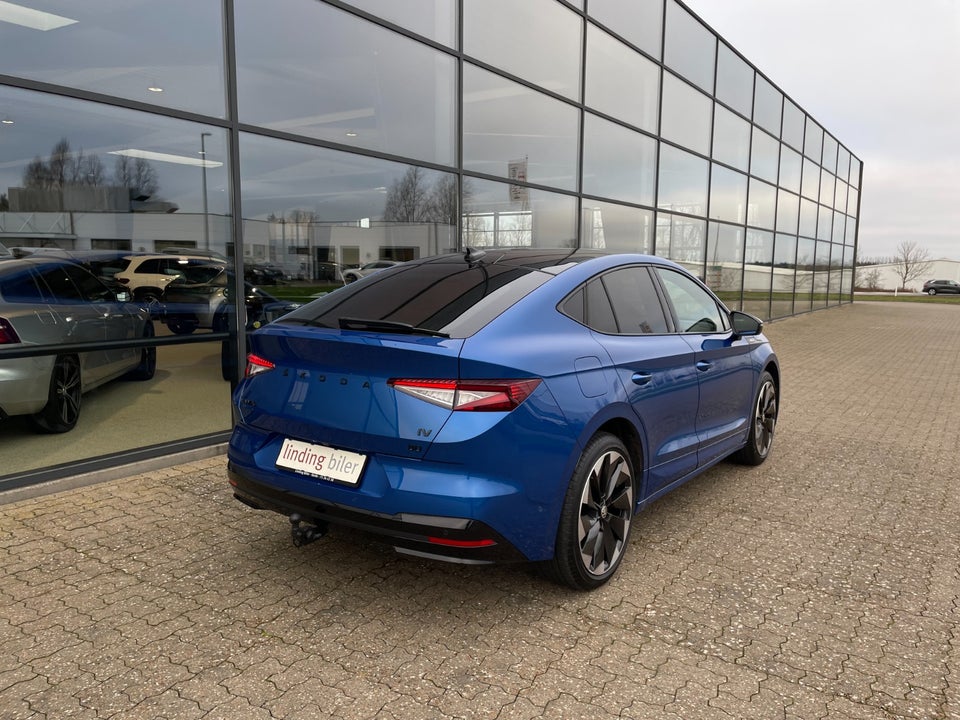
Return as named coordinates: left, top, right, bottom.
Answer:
left=289, top=513, right=327, bottom=547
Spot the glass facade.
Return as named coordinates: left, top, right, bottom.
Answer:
left=0, top=0, right=861, bottom=482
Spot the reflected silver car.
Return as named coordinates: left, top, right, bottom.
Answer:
left=342, top=260, right=402, bottom=283
left=0, top=257, right=156, bottom=433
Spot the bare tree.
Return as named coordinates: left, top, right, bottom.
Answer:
left=114, top=155, right=159, bottom=198
left=383, top=167, right=436, bottom=222
left=891, top=240, right=933, bottom=291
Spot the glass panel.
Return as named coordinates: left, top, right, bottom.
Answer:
left=0, top=0, right=225, bottom=117
left=820, top=169, right=836, bottom=209
left=779, top=145, right=802, bottom=194
left=829, top=241, right=844, bottom=304
left=709, top=165, right=747, bottom=224
left=795, top=237, right=815, bottom=312
left=830, top=212, right=847, bottom=245
left=837, top=146, right=851, bottom=184
left=585, top=24, right=660, bottom=132
left=776, top=189, right=800, bottom=234
left=657, top=145, right=709, bottom=217
left=771, top=233, right=797, bottom=318
left=834, top=180, right=849, bottom=214
left=801, top=158, right=820, bottom=200
left=850, top=158, right=862, bottom=189
left=799, top=198, right=818, bottom=238
left=747, top=178, right=776, bottom=230
left=464, top=0, right=581, bottom=101
left=664, top=0, right=716, bottom=93
left=240, top=134, right=457, bottom=274
left=832, top=210, right=846, bottom=244
left=341, top=0, right=456, bottom=46
left=753, top=76, right=782, bottom=137
left=817, top=205, right=832, bottom=241
left=845, top=216, right=857, bottom=245
left=705, top=222, right=744, bottom=311
left=712, top=105, right=750, bottom=171
left=0, top=86, right=233, bottom=475
left=656, top=213, right=706, bottom=278
left=580, top=200, right=654, bottom=252
left=583, top=114, right=656, bottom=205
left=463, top=64, right=579, bottom=191
left=660, top=73, right=712, bottom=155
left=743, top=229, right=773, bottom=319
left=822, top=134, right=839, bottom=174
left=813, top=239, right=830, bottom=308
left=715, top=43, right=753, bottom=117
left=750, top=128, right=779, bottom=184
left=236, top=0, right=455, bottom=165
left=782, top=100, right=805, bottom=151
left=804, top=118, right=824, bottom=162
left=842, top=245, right=855, bottom=296
left=462, top=178, right=577, bottom=248
left=848, top=186, right=859, bottom=216
left=587, top=0, right=663, bottom=58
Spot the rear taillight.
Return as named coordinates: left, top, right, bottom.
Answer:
left=0, top=317, right=21, bottom=344
left=389, top=378, right=541, bottom=412
left=245, top=353, right=275, bottom=377
left=116, top=277, right=129, bottom=284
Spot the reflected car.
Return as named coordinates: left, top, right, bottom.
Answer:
left=213, top=282, right=300, bottom=382
left=0, top=257, right=156, bottom=433
left=160, top=263, right=228, bottom=334
left=227, top=250, right=780, bottom=589
left=922, top=279, right=960, bottom=295
left=342, top=260, right=402, bottom=283
left=244, top=263, right=286, bottom=285
left=113, top=254, right=216, bottom=305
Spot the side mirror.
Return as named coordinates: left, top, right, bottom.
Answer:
left=115, top=290, right=131, bottom=303
left=731, top=310, right=763, bottom=337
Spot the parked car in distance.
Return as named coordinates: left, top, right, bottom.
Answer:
left=227, top=250, right=780, bottom=589
left=113, top=254, right=216, bottom=305
left=160, top=263, right=228, bottom=334
left=0, top=257, right=156, bottom=433
left=342, top=260, right=402, bottom=283
left=922, top=279, right=960, bottom=295
left=244, top=263, right=286, bottom=285
left=212, top=281, right=300, bottom=382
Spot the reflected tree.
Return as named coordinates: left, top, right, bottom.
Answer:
left=383, top=167, right=460, bottom=224
left=23, top=138, right=109, bottom=189
left=114, top=155, right=159, bottom=198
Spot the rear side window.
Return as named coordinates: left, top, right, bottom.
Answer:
left=63, top=265, right=114, bottom=302
left=36, top=266, right=85, bottom=302
left=0, top=268, right=47, bottom=303
left=134, top=259, right=163, bottom=274
left=562, top=266, right=668, bottom=335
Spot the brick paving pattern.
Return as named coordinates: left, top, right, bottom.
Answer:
left=2, top=301, right=959, bottom=719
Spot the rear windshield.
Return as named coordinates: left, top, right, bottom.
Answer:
left=278, top=258, right=552, bottom=337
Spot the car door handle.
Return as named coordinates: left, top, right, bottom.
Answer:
left=696, top=361, right=712, bottom=372
left=631, top=372, right=653, bottom=386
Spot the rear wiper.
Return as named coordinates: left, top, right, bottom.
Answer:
left=338, top=317, right=450, bottom=338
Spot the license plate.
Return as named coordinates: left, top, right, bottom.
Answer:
left=276, top=438, right=367, bottom=485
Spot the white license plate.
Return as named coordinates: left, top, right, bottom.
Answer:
left=276, top=438, right=367, bottom=485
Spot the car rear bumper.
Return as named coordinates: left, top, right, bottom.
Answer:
left=227, top=461, right=528, bottom=564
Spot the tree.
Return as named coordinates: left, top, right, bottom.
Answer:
left=383, top=166, right=435, bottom=223
left=891, top=240, right=933, bottom=291
left=114, top=155, right=159, bottom=198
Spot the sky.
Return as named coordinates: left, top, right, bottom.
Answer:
left=686, top=0, right=960, bottom=261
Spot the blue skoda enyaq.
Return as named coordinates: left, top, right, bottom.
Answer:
left=227, top=249, right=779, bottom=589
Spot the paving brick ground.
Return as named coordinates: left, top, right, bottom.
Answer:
left=2, top=301, right=959, bottom=720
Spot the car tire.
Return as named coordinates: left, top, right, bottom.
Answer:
left=344, top=274, right=358, bottom=284
left=928, top=288, right=937, bottom=296
left=167, top=316, right=197, bottom=335
left=732, top=370, right=778, bottom=466
left=125, top=322, right=157, bottom=381
left=135, top=289, right=162, bottom=317
left=31, top=355, right=82, bottom=433
left=544, top=432, right=636, bottom=591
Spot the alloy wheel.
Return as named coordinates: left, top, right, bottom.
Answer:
left=577, top=449, right=634, bottom=577
left=753, top=379, right=777, bottom=456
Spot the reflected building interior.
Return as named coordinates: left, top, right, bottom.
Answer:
left=0, top=0, right=861, bottom=484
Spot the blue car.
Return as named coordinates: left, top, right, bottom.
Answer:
left=227, top=249, right=779, bottom=589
